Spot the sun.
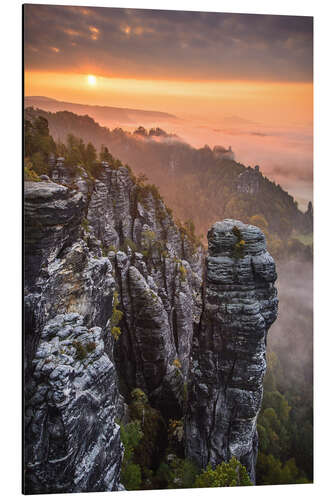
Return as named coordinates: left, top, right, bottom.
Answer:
left=87, top=74, right=97, bottom=86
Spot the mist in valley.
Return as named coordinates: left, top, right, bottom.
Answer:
left=268, top=259, right=313, bottom=391
left=25, top=95, right=313, bottom=211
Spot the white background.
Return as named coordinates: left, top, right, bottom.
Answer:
left=1, top=0, right=332, bottom=498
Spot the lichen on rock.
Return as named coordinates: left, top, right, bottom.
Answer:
left=185, top=219, right=278, bottom=483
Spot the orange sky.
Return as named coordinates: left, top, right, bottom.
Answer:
left=25, top=70, right=312, bottom=128
left=24, top=5, right=313, bottom=208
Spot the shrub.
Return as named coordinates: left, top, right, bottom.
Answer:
left=162, top=457, right=199, bottom=489
left=101, top=244, right=117, bottom=256
left=86, top=341, right=96, bottom=353
left=178, top=219, right=202, bottom=249
left=73, top=341, right=87, bottom=360
left=169, top=419, right=184, bottom=443
left=131, top=388, right=148, bottom=403
left=232, top=225, right=246, bottom=259
left=24, top=162, right=40, bottom=182
left=120, top=420, right=143, bottom=490
left=232, top=225, right=242, bottom=240
left=111, top=326, right=121, bottom=341
left=122, top=238, right=137, bottom=253
left=121, top=462, right=142, bottom=490
left=194, top=456, right=252, bottom=487
left=178, top=264, right=187, bottom=282
left=110, top=291, right=123, bottom=341
left=81, top=218, right=90, bottom=233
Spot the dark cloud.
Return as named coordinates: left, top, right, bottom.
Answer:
left=24, top=5, right=313, bottom=82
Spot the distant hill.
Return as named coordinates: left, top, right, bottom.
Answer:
left=24, top=96, right=179, bottom=127
left=24, top=106, right=313, bottom=259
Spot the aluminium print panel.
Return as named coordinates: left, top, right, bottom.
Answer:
left=23, top=3, right=313, bottom=494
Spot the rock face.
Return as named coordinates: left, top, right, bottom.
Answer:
left=185, top=219, right=278, bottom=483
left=24, top=160, right=277, bottom=492
left=24, top=164, right=204, bottom=493
left=24, top=314, right=123, bottom=493
left=236, top=167, right=261, bottom=195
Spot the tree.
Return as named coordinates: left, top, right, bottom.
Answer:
left=99, top=144, right=114, bottom=163
left=120, top=420, right=143, bottom=490
left=65, top=134, right=83, bottom=166
left=256, top=453, right=309, bottom=485
left=194, top=457, right=252, bottom=487
left=85, top=141, right=97, bottom=167
left=24, top=115, right=56, bottom=174
left=34, top=116, right=49, bottom=137
left=134, top=126, right=148, bottom=137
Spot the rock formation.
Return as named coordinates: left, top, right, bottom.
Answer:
left=236, top=166, right=261, bottom=195
left=24, top=161, right=277, bottom=492
left=24, top=314, right=123, bottom=493
left=185, top=219, right=278, bottom=483
left=24, top=163, right=203, bottom=493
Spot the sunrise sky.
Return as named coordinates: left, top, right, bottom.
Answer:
left=24, top=4, right=313, bottom=208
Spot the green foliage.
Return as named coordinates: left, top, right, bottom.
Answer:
left=123, top=463, right=143, bottom=490
left=25, top=107, right=310, bottom=263
left=111, top=326, right=121, bottom=341
left=86, top=341, right=96, bottom=353
left=101, top=243, right=117, bottom=256
left=81, top=218, right=90, bottom=233
left=24, top=161, right=40, bottom=182
left=231, top=225, right=240, bottom=239
left=178, top=264, right=187, bottom=282
left=291, top=231, right=313, bottom=246
left=64, top=133, right=84, bottom=167
left=121, top=238, right=138, bottom=253
left=121, top=420, right=143, bottom=462
left=256, top=348, right=313, bottom=485
left=140, top=229, right=156, bottom=258
left=136, top=180, right=163, bottom=209
left=99, top=144, right=114, bottom=163
left=232, top=225, right=246, bottom=259
left=194, top=457, right=252, bottom=487
left=120, top=420, right=143, bottom=490
left=72, top=341, right=87, bottom=360
left=85, top=141, right=97, bottom=166
left=131, top=388, right=148, bottom=403
left=30, top=152, right=49, bottom=176
left=168, top=419, right=184, bottom=443
left=256, top=453, right=309, bottom=485
left=178, top=219, right=202, bottom=249
left=110, top=291, right=123, bottom=341
left=129, top=389, right=166, bottom=471
left=24, top=115, right=56, bottom=176
left=158, top=457, right=199, bottom=489
left=121, top=463, right=142, bottom=490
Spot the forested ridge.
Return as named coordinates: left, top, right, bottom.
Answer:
left=25, top=107, right=313, bottom=262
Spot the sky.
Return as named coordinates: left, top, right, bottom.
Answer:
left=24, top=4, right=313, bottom=208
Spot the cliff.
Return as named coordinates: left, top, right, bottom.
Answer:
left=24, top=161, right=277, bottom=493
left=185, top=220, right=278, bottom=482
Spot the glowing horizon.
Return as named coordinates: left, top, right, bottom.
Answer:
left=25, top=70, right=313, bottom=128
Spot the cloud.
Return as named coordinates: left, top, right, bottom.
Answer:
left=24, top=5, right=313, bottom=82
